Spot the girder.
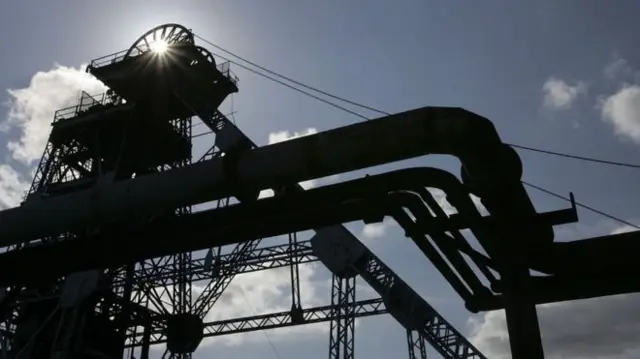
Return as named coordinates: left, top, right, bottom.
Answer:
left=407, top=330, right=428, bottom=359
left=117, top=230, right=485, bottom=359
left=125, top=298, right=387, bottom=347
left=328, top=275, right=356, bottom=359
left=358, top=249, right=485, bottom=359
left=191, top=240, right=262, bottom=318
left=113, top=240, right=315, bottom=289
left=311, top=220, right=486, bottom=359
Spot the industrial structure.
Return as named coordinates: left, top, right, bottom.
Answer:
left=0, top=23, right=639, bottom=359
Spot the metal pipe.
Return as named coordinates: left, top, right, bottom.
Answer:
left=2, top=106, right=536, bottom=248
left=0, top=167, right=628, bottom=310
left=0, top=168, right=462, bottom=283
left=476, top=272, right=640, bottom=311
left=0, top=167, right=542, bottom=301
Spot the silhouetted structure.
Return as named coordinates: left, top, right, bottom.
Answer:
left=0, top=24, right=486, bottom=359
left=2, top=23, right=638, bottom=359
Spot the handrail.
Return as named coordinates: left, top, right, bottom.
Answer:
left=88, top=49, right=131, bottom=69
left=88, top=47, right=239, bottom=86
left=52, top=92, right=125, bottom=124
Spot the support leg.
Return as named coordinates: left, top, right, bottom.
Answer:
left=328, top=275, right=356, bottom=359
left=407, top=330, right=427, bottom=359
left=503, top=266, right=544, bottom=359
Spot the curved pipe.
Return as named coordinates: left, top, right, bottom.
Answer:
left=412, top=186, right=499, bottom=284
left=0, top=166, right=634, bottom=310
left=382, top=192, right=476, bottom=302
left=0, top=167, right=501, bottom=314
left=386, top=191, right=495, bottom=295
left=0, top=107, right=549, bottom=256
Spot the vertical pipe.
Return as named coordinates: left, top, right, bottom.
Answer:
left=502, top=265, right=545, bottom=359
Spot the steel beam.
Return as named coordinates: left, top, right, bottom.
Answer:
left=112, top=240, right=315, bottom=289
left=311, top=224, right=487, bottom=359
left=125, top=298, right=386, bottom=347
left=407, top=330, right=428, bottom=359
left=328, top=275, right=356, bottom=359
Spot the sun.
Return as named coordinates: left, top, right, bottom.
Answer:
left=150, top=39, right=168, bottom=54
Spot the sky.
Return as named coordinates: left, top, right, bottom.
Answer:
left=1, top=0, right=640, bottom=358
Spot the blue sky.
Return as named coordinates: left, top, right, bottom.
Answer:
left=2, top=1, right=640, bottom=358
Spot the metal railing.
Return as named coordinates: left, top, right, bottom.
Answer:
left=89, top=48, right=239, bottom=87
left=216, top=61, right=239, bottom=86
left=88, top=49, right=130, bottom=69
left=53, top=92, right=123, bottom=124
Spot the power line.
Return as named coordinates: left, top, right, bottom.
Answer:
left=192, top=35, right=369, bottom=120
left=522, top=180, right=640, bottom=230
left=193, top=33, right=389, bottom=117
left=218, top=51, right=369, bottom=120
left=509, top=143, right=640, bottom=169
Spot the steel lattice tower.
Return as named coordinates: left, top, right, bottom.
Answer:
left=0, top=24, right=491, bottom=359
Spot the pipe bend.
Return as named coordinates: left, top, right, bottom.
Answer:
left=385, top=191, right=491, bottom=299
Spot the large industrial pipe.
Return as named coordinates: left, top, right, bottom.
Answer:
left=2, top=107, right=541, bottom=250
left=1, top=106, right=529, bottom=247
left=0, top=168, right=549, bottom=285
left=0, top=168, right=466, bottom=283
left=0, top=167, right=636, bottom=309
left=474, top=270, right=640, bottom=311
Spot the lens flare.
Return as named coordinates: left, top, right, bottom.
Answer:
left=150, top=40, right=168, bottom=54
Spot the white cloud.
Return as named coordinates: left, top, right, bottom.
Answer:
left=362, top=217, right=394, bottom=239
left=611, top=223, right=639, bottom=235
left=200, top=262, right=332, bottom=346
left=0, top=64, right=104, bottom=209
left=3, top=64, right=106, bottom=165
left=600, top=84, right=640, bottom=144
left=205, top=263, right=326, bottom=322
left=140, top=260, right=332, bottom=348
left=268, top=128, right=318, bottom=145
left=542, top=77, right=587, bottom=110
left=0, top=165, right=29, bottom=208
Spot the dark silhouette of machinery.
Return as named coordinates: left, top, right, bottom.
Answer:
left=1, top=23, right=639, bottom=359
left=0, top=24, right=486, bottom=359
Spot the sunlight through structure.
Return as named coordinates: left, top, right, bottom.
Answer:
left=7, top=22, right=624, bottom=359
left=150, top=39, right=168, bottom=54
